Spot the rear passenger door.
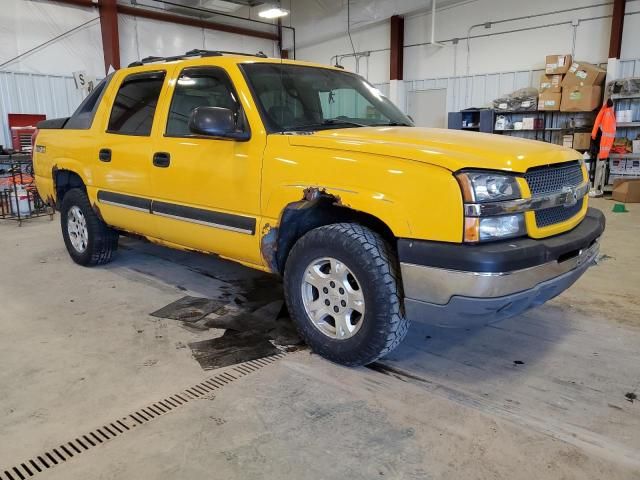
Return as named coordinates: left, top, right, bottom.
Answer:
left=150, top=66, right=265, bottom=266
left=93, top=70, right=167, bottom=236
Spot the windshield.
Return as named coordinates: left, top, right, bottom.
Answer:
left=240, top=63, right=413, bottom=133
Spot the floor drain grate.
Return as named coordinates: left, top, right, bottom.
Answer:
left=0, top=353, right=285, bottom=480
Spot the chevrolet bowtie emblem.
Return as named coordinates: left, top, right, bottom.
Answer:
left=562, top=186, right=578, bottom=207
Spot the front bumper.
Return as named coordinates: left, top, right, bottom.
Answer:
left=398, top=208, right=605, bottom=327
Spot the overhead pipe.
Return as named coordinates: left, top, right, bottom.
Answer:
left=116, top=4, right=279, bottom=41
left=45, top=0, right=282, bottom=42
left=140, top=0, right=296, bottom=57
left=429, top=0, right=445, bottom=47
left=0, top=17, right=100, bottom=70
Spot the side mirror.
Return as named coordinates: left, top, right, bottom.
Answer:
left=188, top=106, right=249, bottom=140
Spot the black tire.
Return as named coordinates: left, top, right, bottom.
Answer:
left=60, top=188, right=118, bottom=266
left=284, top=223, right=409, bottom=366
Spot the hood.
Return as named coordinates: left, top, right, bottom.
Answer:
left=287, top=127, right=580, bottom=173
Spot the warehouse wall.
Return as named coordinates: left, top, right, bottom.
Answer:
left=0, top=0, right=103, bottom=77
left=0, top=0, right=278, bottom=78
left=117, top=15, right=276, bottom=68
left=0, top=0, right=277, bottom=148
left=293, top=0, right=640, bottom=85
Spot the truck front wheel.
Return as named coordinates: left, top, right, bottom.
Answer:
left=60, top=188, right=118, bottom=266
left=284, top=223, right=410, bottom=366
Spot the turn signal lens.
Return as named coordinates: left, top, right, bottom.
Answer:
left=464, top=217, right=480, bottom=242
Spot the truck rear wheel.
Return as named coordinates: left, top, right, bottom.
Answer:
left=60, top=188, right=118, bottom=266
left=284, top=223, right=409, bottom=366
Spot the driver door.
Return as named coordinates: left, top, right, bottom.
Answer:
left=150, top=65, right=264, bottom=266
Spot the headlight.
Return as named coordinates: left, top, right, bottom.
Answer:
left=457, top=171, right=526, bottom=243
left=456, top=171, right=521, bottom=203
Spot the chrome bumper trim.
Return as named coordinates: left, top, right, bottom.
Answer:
left=401, top=237, right=599, bottom=305
left=464, top=182, right=589, bottom=217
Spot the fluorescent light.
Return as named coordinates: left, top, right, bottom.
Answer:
left=258, top=6, right=289, bottom=19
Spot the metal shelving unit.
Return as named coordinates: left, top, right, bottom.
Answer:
left=0, top=154, right=54, bottom=225
left=607, top=89, right=640, bottom=187
left=491, top=110, right=595, bottom=150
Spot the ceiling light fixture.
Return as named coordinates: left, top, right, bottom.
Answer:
left=258, top=5, right=289, bottom=19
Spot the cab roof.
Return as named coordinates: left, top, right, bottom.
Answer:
left=123, top=49, right=342, bottom=73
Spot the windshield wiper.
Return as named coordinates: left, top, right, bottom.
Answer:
left=285, top=119, right=368, bottom=132
left=370, top=121, right=411, bottom=127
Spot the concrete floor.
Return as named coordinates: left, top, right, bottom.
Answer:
left=1, top=197, right=639, bottom=479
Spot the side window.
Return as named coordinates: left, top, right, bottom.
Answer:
left=65, top=73, right=113, bottom=130
left=166, top=67, right=241, bottom=137
left=107, top=71, right=166, bottom=136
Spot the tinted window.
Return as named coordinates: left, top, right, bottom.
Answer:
left=107, top=71, right=165, bottom=136
left=240, top=63, right=412, bottom=133
left=65, top=73, right=113, bottom=130
left=166, top=67, right=242, bottom=137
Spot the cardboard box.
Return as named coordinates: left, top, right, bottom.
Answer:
left=609, top=174, right=627, bottom=184
left=626, top=159, right=640, bottom=175
left=610, top=158, right=627, bottom=174
left=522, top=117, right=535, bottom=130
left=573, top=133, right=592, bottom=150
left=612, top=178, right=640, bottom=203
left=561, top=62, right=606, bottom=87
left=562, top=135, right=573, bottom=148
left=539, top=74, right=563, bottom=93
left=538, top=91, right=561, bottom=111
left=560, top=85, right=602, bottom=112
left=545, top=54, right=572, bottom=74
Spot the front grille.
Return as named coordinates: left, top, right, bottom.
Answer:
left=524, top=161, right=583, bottom=195
left=535, top=198, right=584, bottom=228
left=524, top=161, right=585, bottom=228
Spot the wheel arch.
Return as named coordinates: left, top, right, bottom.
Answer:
left=262, top=188, right=398, bottom=275
left=53, top=168, right=86, bottom=209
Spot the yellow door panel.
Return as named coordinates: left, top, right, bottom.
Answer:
left=91, top=69, right=171, bottom=236
left=149, top=64, right=266, bottom=265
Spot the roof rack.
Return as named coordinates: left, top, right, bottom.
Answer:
left=127, top=49, right=268, bottom=67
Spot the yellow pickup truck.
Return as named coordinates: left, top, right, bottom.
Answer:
left=33, top=50, right=604, bottom=366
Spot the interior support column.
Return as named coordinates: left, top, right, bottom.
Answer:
left=389, top=15, right=406, bottom=112
left=608, top=0, right=626, bottom=59
left=99, top=0, right=120, bottom=73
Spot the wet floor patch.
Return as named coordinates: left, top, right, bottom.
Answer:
left=189, top=330, right=282, bottom=370
left=150, top=296, right=227, bottom=323
left=152, top=288, right=303, bottom=370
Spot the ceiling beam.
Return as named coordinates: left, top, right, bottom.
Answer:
left=390, top=15, right=404, bottom=81
left=116, top=4, right=279, bottom=41
left=608, top=0, right=626, bottom=59
left=48, top=0, right=96, bottom=7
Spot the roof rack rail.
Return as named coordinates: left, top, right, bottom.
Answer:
left=127, top=49, right=268, bottom=67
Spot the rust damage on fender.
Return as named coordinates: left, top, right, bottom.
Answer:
left=260, top=187, right=346, bottom=274
left=92, top=202, right=105, bottom=222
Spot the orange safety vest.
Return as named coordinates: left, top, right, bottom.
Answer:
left=591, top=104, right=617, bottom=160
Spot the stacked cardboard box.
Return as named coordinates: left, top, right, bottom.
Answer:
left=538, top=55, right=572, bottom=111
left=609, top=159, right=640, bottom=184
left=538, top=55, right=606, bottom=112
left=560, top=61, right=606, bottom=112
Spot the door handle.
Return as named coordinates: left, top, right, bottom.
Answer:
left=99, top=148, right=111, bottom=162
left=153, top=152, right=171, bottom=168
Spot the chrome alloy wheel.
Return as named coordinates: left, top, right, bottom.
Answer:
left=67, top=206, right=89, bottom=253
left=301, top=257, right=365, bottom=340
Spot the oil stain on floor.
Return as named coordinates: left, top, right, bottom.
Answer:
left=152, top=292, right=303, bottom=370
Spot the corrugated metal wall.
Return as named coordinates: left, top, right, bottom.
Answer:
left=404, top=58, right=640, bottom=116
left=0, top=70, right=84, bottom=150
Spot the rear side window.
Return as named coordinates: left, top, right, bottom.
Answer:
left=107, top=71, right=166, bottom=136
left=64, top=74, right=113, bottom=130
